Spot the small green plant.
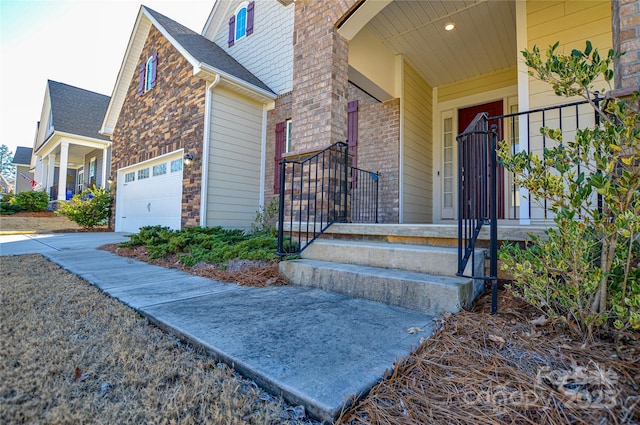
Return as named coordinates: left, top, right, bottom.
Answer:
left=0, top=193, right=21, bottom=215
left=121, top=225, right=280, bottom=265
left=13, top=191, right=49, bottom=212
left=498, top=41, right=640, bottom=337
left=251, top=196, right=279, bottom=235
left=56, top=186, right=112, bottom=229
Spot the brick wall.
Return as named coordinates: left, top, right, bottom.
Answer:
left=111, top=26, right=206, bottom=228
left=264, top=92, right=292, bottom=208
left=290, top=0, right=359, bottom=152
left=348, top=83, right=400, bottom=223
left=615, top=0, right=640, bottom=89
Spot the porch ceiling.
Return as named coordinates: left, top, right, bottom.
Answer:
left=366, top=0, right=517, bottom=87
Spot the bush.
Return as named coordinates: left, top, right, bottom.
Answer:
left=14, top=191, right=49, bottom=212
left=498, top=41, right=640, bottom=336
left=120, top=225, right=280, bottom=265
left=0, top=193, right=20, bottom=215
left=56, top=186, right=112, bottom=229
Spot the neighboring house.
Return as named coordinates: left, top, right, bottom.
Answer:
left=0, top=174, right=13, bottom=194
left=32, top=80, right=111, bottom=202
left=101, top=4, right=284, bottom=233
left=103, top=0, right=638, bottom=233
left=11, top=146, right=34, bottom=194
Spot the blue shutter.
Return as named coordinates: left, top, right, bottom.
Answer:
left=247, top=1, right=255, bottom=35
left=228, top=15, right=235, bottom=47
left=150, top=52, right=157, bottom=88
left=137, top=63, right=145, bottom=95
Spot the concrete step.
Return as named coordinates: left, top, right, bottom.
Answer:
left=301, top=239, right=483, bottom=277
left=279, top=259, right=479, bottom=314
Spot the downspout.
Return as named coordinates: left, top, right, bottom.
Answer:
left=199, top=75, right=220, bottom=227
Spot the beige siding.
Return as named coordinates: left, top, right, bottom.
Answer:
left=207, top=86, right=263, bottom=230
left=527, top=1, right=612, bottom=109
left=438, top=67, right=517, bottom=103
left=403, top=61, right=433, bottom=223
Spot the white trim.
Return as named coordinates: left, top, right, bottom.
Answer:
left=395, top=54, right=404, bottom=223
left=118, top=149, right=184, bottom=172
left=432, top=86, right=440, bottom=222
left=101, top=148, right=109, bottom=189
left=200, top=78, right=218, bottom=226
left=233, top=1, right=250, bottom=44
left=337, top=0, right=393, bottom=40
left=516, top=0, right=531, bottom=225
left=259, top=104, right=267, bottom=208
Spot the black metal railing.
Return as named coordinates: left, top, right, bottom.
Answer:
left=456, top=97, right=603, bottom=314
left=276, top=142, right=379, bottom=255
left=483, top=98, right=602, bottom=221
left=456, top=113, right=499, bottom=313
left=350, top=167, right=379, bottom=224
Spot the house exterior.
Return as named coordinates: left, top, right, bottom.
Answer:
left=105, top=0, right=638, bottom=233
left=31, top=80, right=111, bottom=202
left=11, top=146, right=34, bottom=194
left=101, top=4, right=283, bottom=233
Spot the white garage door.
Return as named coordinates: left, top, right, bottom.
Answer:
left=116, top=154, right=183, bottom=233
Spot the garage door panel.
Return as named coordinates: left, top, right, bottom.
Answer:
left=116, top=155, right=183, bottom=233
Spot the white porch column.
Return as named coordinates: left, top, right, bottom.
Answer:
left=47, top=155, right=55, bottom=197
left=515, top=0, right=531, bottom=225
left=101, top=148, right=108, bottom=189
left=57, top=142, right=69, bottom=201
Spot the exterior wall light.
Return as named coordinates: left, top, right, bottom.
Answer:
left=107, top=175, right=115, bottom=185
left=183, top=153, right=194, bottom=167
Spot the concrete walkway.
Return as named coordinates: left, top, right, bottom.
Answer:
left=1, top=233, right=435, bottom=423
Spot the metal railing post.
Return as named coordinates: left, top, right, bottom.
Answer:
left=342, top=142, right=349, bottom=222
left=489, top=125, right=499, bottom=315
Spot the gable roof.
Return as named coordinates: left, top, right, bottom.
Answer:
left=101, top=5, right=276, bottom=136
left=145, top=7, right=271, bottom=93
left=48, top=80, right=111, bottom=142
left=12, top=147, right=33, bottom=166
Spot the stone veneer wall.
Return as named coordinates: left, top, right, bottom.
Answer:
left=111, top=26, right=206, bottom=228
left=614, top=0, right=640, bottom=89
left=348, top=83, right=400, bottom=223
left=264, top=92, right=293, bottom=208
left=290, top=0, right=359, bottom=152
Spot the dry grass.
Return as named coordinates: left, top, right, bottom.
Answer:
left=337, top=291, right=640, bottom=425
left=0, top=254, right=316, bottom=425
left=0, top=211, right=108, bottom=233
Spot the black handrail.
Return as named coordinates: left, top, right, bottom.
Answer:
left=276, top=142, right=380, bottom=256
left=277, top=142, right=349, bottom=256
left=456, top=113, right=499, bottom=314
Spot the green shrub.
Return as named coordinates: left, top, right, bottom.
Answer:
left=498, top=41, right=640, bottom=336
left=56, top=186, right=112, bottom=229
left=251, top=196, right=279, bottom=236
left=122, top=225, right=280, bottom=265
left=14, top=191, right=48, bottom=212
left=0, top=193, right=21, bottom=215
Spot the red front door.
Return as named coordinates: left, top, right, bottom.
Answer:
left=458, top=100, right=505, bottom=219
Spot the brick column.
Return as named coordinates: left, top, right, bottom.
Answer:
left=613, top=0, right=640, bottom=89
left=290, top=0, right=359, bottom=152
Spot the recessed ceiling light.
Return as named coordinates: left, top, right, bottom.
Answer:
left=444, top=22, right=455, bottom=31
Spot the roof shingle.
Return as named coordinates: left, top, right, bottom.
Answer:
left=12, top=147, right=33, bottom=165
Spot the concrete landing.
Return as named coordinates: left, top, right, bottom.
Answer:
left=1, top=233, right=434, bottom=423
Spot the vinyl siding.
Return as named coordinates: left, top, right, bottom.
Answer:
left=403, top=61, right=433, bottom=223
left=527, top=0, right=612, bottom=109
left=211, top=0, right=294, bottom=94
left=206, top=86, right=263, bottom=230
left=438, top=67, right=517, bottom=104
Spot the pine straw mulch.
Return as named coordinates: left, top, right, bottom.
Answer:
left=0, top=254, right=318, bottom=425
left=337, top=290, right=640, bottom=425
left=97, top=243, right=289, bottom=288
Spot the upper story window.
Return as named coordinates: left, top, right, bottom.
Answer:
left=138, top=52, right=157, bottom=95
left=228, top=1, right=255, bottom=47
left=46, top=109, right=54, bottom=135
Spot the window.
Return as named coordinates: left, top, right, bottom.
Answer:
left=89, top=157, right=97, bottom=186
left=170, top=158, right=183, bottom=173
left=46, top=109, right=54, bottom=135
left=228, top=2, right=254, bottom=47
left=138, top=52, right=157, bottom=95
left=137, top=168, right=150, bottom=180
left=77, top=167, right=84, bottom=192
left=124, top=172, right=135, bottom=183
left=153, top=163, right=167, bottom=176
left=285, top=120, right=293, bottom=153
